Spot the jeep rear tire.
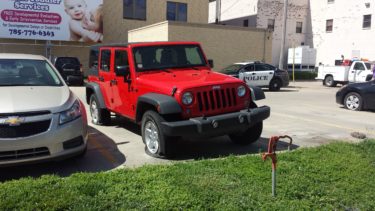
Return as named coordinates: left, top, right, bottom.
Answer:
left=141, top=110, right=174, bottom=158
left=89, top=95, right=111, bottom=125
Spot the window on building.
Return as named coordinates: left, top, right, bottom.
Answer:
left=267, top=19, right=275, bottom=31
left=327, top=0, right=334, bottom=3
left=123, top=0, right=146, bottom=20
left=167, top=2, right=187, bottom=22
left=363, top=14, right=371, bottom=29
left=296, top=21, right=303, bottom=33
left=243, top=19, right=249, bottom=27
left=326, top=19, right=333, bottom=32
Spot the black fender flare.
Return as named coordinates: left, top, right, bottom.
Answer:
left=136, top=93, right=182, bottom=122
left=85, top=82, right=106, bottom=109
left=248, top=85, right=265, bottom=101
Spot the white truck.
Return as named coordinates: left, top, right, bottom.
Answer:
left=316, top=61, right=373, bottom=87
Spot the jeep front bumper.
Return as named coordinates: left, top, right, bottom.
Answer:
left=161, top=106, right=270, bottom=137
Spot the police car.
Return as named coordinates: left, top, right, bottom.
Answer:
left=220, top=61, right=289, bottom=91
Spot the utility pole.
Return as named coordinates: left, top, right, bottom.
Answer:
left=278, top=0, right=288, bottom=69
left=215, top=0, right=221, bottom=24
left=45, top=40, right=52, bottom=61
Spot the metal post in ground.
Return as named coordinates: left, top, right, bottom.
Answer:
left=272, top=164, right=276, bottom=197
left=262, top=135, right=293, bottom=197
left=278, top=0, right=289, bottom=69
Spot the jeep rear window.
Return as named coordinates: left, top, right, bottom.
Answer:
left=0, top=59, right=63, bottom=87
left=55, top=57, right=80, bottom=67
left=132, top=45, right=207, bottom=72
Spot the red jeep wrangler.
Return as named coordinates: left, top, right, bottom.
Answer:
left=86, top=42, right=270, bottom=158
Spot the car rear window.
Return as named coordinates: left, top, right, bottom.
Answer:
left=55, top=57, right=80, bottom=66
left=0, top=59, right=63, bottom=87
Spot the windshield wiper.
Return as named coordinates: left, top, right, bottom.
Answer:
left=0, top=84, right=48, bottom=87
left=0, top=84, right=27, bottom=87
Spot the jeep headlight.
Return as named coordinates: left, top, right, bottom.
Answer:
left=237, top=85, right=246, bottom=97
left=59, top=100, right=82, bottom=125
left=182, top=92, right=193, bottom=105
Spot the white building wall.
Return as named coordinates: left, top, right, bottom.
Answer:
left=310, top=0, right=375, bottom=65
left=209, top=0, right=258, bottom=24
left=257, top=0, right=311, bottom=67
left=209, top=0, right=311, bottom=67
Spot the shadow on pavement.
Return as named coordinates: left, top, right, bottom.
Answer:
left=169, top=136, right=299, bottom=160
left=263, top=89, right=299, bottom=93
left=110, top=116, right=141, bottom=135
left=0, top=126, right=126, bottom=182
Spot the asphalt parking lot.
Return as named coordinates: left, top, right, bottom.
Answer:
left=2, top=81, right=374, bottom=181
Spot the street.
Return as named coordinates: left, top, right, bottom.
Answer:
left=1, top=81, right=374, bottom=181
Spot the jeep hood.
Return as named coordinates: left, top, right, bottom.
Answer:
left=137, top=69, right=242, bottom=93
left=0, top=86, right=71, bottom=113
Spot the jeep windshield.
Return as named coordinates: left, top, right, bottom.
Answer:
left=133, top=45, right=207, bottom=72
left=0, top=59, right=63, bottom=87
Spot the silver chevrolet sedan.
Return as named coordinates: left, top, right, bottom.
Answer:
left=0, top=54, right=88, bottom=167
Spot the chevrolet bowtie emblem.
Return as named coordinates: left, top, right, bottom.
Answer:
left=3, top=117, right=25, bottom=126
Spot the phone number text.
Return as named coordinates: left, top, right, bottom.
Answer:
left=8, top=29, right=55, bottom=37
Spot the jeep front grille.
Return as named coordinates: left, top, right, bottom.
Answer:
left=196, top=88, right=237, bottom=112
left=0, top=147, right=50, bottom=161
left=0, top=120, right=51, bottom=138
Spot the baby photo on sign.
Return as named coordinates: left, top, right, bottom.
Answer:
left=64, top=0, right=103, bottom=42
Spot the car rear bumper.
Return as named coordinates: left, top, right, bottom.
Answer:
left=280, top=74, right=290, bottom=87
left=0, top=116, right=88, bottom=167
left=161, top=106, right=270, bottom=137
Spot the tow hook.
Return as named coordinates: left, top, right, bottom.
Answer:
left=262, top=135, right=293, bottom=197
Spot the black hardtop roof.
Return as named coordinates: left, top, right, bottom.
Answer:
left=90, top=41, right=200, bottom=50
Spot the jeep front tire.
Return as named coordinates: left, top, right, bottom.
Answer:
left=229, top=122, right=263, bottom=145
left=89, top=95, right=111, bottom=125
left=229, top=102, right=263, bottom=145
left=141, top=110, right=174, bottom=158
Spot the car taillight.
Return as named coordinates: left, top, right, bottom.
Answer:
left=80, top=64, right=83, bottom=72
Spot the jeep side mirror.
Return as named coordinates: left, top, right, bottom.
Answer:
left=208, top=59, right=214, bottom=68
left=115, top=65, right=131, bottom=83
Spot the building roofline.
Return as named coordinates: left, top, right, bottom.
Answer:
left=91, top=41, right=202, bottom=49
left=128, top=21, right=268, bottom=33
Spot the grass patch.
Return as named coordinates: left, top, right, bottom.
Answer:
left=1, top=140, right=375, bottom=210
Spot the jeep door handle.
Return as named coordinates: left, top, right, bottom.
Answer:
left=251, top=73, right=256, bottom=75
left=269, top=72, right=273, bottom=74
left=110, top=79, right=117, bottom=85
left=99, top=76, right=104, bottom=82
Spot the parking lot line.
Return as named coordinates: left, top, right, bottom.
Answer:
left=273, top=112, right=375, bottom=136
left=89, top=134, right=119, bottom=165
